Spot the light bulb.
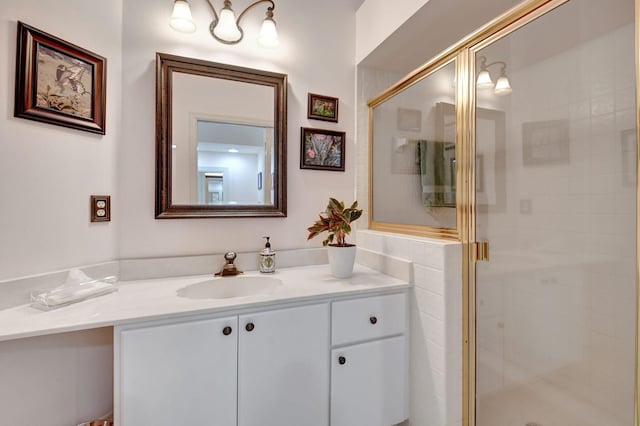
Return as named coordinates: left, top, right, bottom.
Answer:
left=170, top=0, right=196, bottom=33
left=257, top=17, right=279, bottom=48
left=476, top=69, right=493, bottom=89
left=213, top=7, right=242, bottom=42
left=494, top=75, right=512, bottom=96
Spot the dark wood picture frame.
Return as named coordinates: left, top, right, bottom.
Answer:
left=156, top=53, right=288, bottom=218
left=300, top=127, right=345, bottom=172
left=14, top=22, right=107, bottom=135
left=307, top=93, right=338, bottom=122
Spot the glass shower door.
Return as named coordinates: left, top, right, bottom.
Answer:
left=474, top=0, right=637, bottom=425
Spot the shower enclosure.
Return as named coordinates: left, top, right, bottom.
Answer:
left=472, top=0, right=637, bottom=425
left=363, top=0, right=638, bottom=423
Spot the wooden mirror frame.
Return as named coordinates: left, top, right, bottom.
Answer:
left=155, top=52, right=287, bottom=218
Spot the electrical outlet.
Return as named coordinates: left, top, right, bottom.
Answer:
left=91, top=195, right=111, bottom=222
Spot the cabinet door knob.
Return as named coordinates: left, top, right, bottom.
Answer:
left=370, top=316, right=378, bottom=325
left=222, top=326, right=232, bottom=336
left=338, top=356, right=346, bottom=365
left=245, top=322, right=255, bottom=332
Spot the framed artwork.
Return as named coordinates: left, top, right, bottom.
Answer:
left=397, top=108, right=422, bottom=131
left=522, top=120, right=569, bottom=165
left=14, top=22, right=107, bottom=134
left=300, top=127, right=345, bottom=171
left=307, top=93, right=338, bottom=122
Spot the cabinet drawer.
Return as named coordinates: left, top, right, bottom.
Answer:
left=332, top=293, right=406, bottom=346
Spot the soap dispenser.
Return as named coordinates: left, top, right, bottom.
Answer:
left=259, top=236, right=276, bottom=273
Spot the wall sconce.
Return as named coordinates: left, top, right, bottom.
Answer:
left=169, top=0, right=279, bottom=48
left=476, top=56, right=512, bottom=96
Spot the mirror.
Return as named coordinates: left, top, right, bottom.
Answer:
left=156, top=53, right=287, bottom=218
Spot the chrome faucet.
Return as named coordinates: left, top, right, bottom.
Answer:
left=215, top=251, right=243, bottom=276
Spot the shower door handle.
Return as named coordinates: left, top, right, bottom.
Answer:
left=474, top=241, right=489, bottom=262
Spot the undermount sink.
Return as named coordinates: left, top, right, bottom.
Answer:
left=177, top=276, right=283, bottom=299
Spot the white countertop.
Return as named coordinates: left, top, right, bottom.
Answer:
left=0, top=264, right=410, bottom=342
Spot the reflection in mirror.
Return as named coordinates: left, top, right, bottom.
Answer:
left=436, top=102, right=505, bottom=214
left=369, top=60, right=457, bottom=234
left=196, top=120, right=273, bottom=205
left=173, top=118, right=274, bottom=205
left=156, top=53, right=287, bottom=218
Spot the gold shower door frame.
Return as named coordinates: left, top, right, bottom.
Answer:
left=455, top=0, right=640, bottom=425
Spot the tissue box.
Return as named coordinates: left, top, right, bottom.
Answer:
left=30, top=269, right=117, bottom=310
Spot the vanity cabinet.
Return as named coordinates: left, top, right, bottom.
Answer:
left=330, top=293, right=409, bottom=426
left=116, top=303, right=329, bottom=426
left=115, top=291, right=407, bottom=426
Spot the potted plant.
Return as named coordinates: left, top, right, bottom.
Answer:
left=307, top=198, right=363, bottom=278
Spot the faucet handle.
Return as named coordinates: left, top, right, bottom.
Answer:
left=215, top=251, right=243, bottom=276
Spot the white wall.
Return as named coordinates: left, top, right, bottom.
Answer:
left=0, top=328, right=114, bottom=426
left=118, top=0, right=358, bottom=259
left=0, top=0, right=122, bottom=280
left=0, top=3, right=122, bottom=423
left=355, top=0, right=431, bottom=65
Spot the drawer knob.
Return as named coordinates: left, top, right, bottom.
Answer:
left=245, top=322, right=255, bottom=332
left=369, top=316, right=378, bottom=325
left=338, top=356, right=346, bottom=365
left=222, top=326, right=233, bottom=336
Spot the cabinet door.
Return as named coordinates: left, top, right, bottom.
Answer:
left=238, top=303, right=330, bottom=426
left=331, top=336, right=408, bottom=426
left=118, top=316, right=237, bottom=426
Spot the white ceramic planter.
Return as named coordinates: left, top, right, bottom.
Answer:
left=327, top=245, right=357, bottom=279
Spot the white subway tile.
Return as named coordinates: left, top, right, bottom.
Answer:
left=411, top=304, right=445, bottom=347
left=386, top=235, right=411, bottom=260
left=414, top=286, right=445, bottom=321
left=414, top=264, right=445, bottom=295
left=432, top=371, right=446, bottom=400
left=410, top=240, right=428, bottom=265
left=423, top=242, right=446, bottom=270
